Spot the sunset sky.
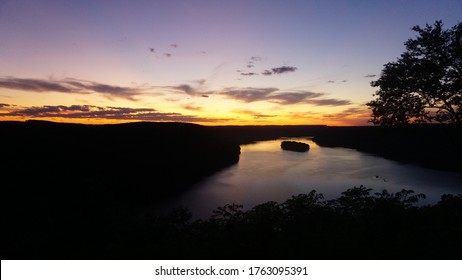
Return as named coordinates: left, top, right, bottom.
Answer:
left=1, top=0, right=460, bottom=125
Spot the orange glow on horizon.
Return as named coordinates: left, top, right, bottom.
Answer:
left=0, top=115, right=371, bottom=126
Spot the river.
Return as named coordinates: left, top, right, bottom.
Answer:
left=166, top=138, right=462, bottom=219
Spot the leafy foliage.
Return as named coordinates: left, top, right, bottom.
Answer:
left=3, top=185, right=461, bottom=259
left=136, top=187, right=461, bottom=259
left=367, top=21, right=462, bottom=125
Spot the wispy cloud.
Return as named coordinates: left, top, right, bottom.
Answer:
left=262, top=66, right=298, bottom=76
left=260, top=66, right=298, bottom=76
left=220, top=87, right=278, bottom=102
left=173, top=84, right=196, bottom=95
left=308, top=98, right=351, bottom=106
left=193, top=79, right=206, bottom=86
left=342, top=107, right=368, bottom=114
left=1, top=75, right=349, bottom=109
left=245, top=56, right=264, bottom=68
left=270, top=66, right=298, bottom=74
left=164, top=53, right=172, bottom=58
left=364, top=74, right=377, bottom=78
left=0, top=104, right=222, bottom=122
left=171, top=83, right=212, bottom=97
left=170, top=84, right=351, bottom=106
left=240, top=72, right=258, bottom=76
left=0, top=77, right=145, bottom=100
left=238, top=56, right=296, bottom=78
left=170, top=44, right=178, bottom=48
left=232, top=109, right=277, bottom=119
left=327, top=79, right=348, bottom=84
left=322, top=107, right=370, bottom=120
left=270, top=92, right=324, bottom=105
left=250, top=56, right=264, bottom=62
left=219, top=87, right=350, bottom=106
left=261, top=70, right=273, bottom=76
left=182, top=104, right=203, bottom=111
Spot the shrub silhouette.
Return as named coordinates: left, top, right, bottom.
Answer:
left=2, top=185, right=461, bottom=259
left=128, top=186, right=460, bottom=260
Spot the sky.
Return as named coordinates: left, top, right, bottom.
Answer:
left=0, top=0, right=461, bottom=126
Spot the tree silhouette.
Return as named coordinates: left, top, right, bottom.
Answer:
left=367, top=21, right=462, bottom=125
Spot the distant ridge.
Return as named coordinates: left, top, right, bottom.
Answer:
left=1, top=120, right=241, bottom=258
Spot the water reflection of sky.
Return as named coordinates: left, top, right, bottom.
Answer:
left=170, top=138, right=462, bottom=218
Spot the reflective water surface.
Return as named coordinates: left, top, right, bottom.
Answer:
left=168, top=138, right=462, bottom=218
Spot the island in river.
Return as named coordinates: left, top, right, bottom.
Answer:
left=281, top=140, right=310, bottom=152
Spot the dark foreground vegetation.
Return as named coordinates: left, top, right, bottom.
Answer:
left=1, top=120, right=240, bottom=259
left=1, top=121, right=461, bottom=259
left=132, top=186, right=461, bottom=260
left=3, top=182, right=461, bottom=259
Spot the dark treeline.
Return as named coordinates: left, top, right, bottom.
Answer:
left=211, top=124, right=462, bottom=173
left=1, top=121, right=461, bottom=259
left=1, top=120, right=240, bottom=259
left=1, top=120, right=240, bottom=198
left=210, top=125, right=328, bottom=144
left=312, top=125, right=462, bottom=174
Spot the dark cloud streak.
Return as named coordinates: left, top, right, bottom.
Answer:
left=271, top=92, right=323, bottom=105
left=270, top=66, right=298, bottom=74
left=307, top=98, right=351, bottom=106
left=219, top=87, right=350, bottom=106
left=171, top=83, right=213, bottom=97
left=233, top=109, right=277, bottom=119
left=220, top=88, right=277, bottom=102
left=261, top=66, right=298, bottom=76
left=174, top=84, right=196, bottom=95
left=0, top=104, right=221, bottom=122
left=0, top=77, right=143, bottom=100
left=171, top=84, right=351, bottom=106
left=240, top=72, right=258, bottom=76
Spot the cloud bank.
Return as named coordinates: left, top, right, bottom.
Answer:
left=0, top=76, right=352, bottom=123
left=0, top=77, right=145, bottom=100
left=219, top=87, right=350, bottom=106
left=0, top=104, right=220, bottom=122
left=170, top=83, right=351, bottom=106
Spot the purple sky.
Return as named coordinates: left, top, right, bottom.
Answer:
left=0, top=0, right=461, bottom=125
